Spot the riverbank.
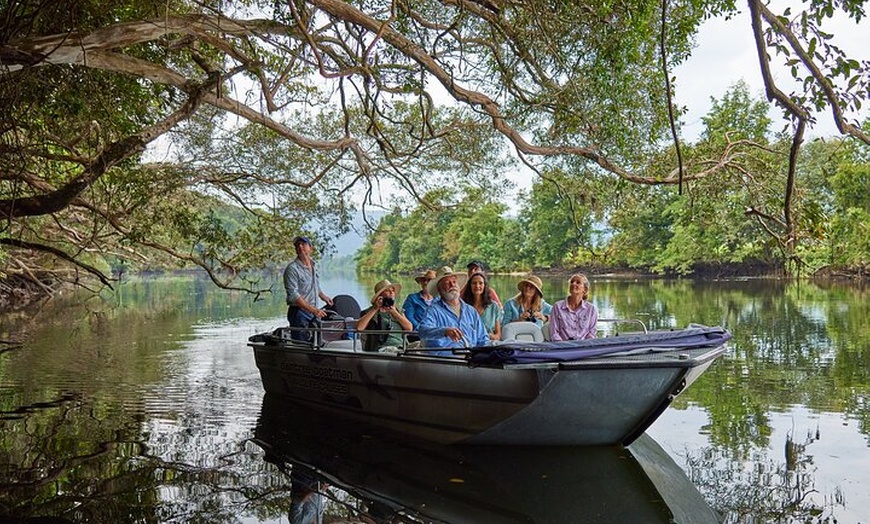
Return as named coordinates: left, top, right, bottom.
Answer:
left=519, top=262, right=787, bottom=280
left=0, top=273, right=57, bottom=312
left=527, top=262, right=868, bottom=282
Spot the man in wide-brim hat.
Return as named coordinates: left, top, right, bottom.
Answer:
left=418, top=266, right=489, bottom=354
left=427, top=266, right=467, bottom=295
left=402, top=269, right=437, bottom=331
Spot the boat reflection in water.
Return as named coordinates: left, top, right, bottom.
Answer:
left=252, top=394, right=719, bottom=524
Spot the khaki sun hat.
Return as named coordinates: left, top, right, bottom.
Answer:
left=517, top=275, right=544, bottom=296
left=428, top=266, right=467, bottom=295
left=371, top=279, right=402, bottom=305
left=414, top=269, right=437, bottom=283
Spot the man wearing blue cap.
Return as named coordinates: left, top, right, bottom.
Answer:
left=284, top=236, right=334, bottom=341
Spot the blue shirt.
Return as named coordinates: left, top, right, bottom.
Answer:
left=402, top=291, right=433, bottom=330
left=479, top=302, right=501, bottom=336
left=418, top=298, right=490, bottom=355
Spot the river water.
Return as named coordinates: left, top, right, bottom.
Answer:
left=1, top=271, right=868, bottom=523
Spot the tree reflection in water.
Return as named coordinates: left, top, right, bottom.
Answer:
left=684, top=428, right=846, bottom=523
left=1, top=400, right=279, bottom=522
left=2, top=276, right=869, bottom=522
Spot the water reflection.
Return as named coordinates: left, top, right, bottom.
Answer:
left=2, top=275, right=869, bottom=521
left=252, top=394, right=719, bottom=524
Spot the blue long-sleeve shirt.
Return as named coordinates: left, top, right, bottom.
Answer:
left=402, top=291, right=433, bottom=330
left=418, top=298, right=490, bottom=355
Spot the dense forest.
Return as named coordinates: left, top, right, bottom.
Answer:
left=2, top=0, right=869, bottom=310
left=357, top=83, right=869, bottom=277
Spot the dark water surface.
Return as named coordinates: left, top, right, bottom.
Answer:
left=1, top=273, right=868, bottom=523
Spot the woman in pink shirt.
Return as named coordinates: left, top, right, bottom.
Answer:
left=549, top=273, right=598, bottom=340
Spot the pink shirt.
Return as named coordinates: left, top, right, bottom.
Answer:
left=549, top=299, right=598, bottom=340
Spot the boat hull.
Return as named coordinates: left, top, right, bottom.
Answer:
left=250, top=327, right=728, bottom=445
left=252, top=396, right=721, bottom=524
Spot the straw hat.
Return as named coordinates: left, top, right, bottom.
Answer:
left=414, top=269, right=437, bottom=283
left=517, top=275, right=544, bottom=296
left=428, top=266, right=467, bottom=294
left=371, top=279, right=402, bottom=304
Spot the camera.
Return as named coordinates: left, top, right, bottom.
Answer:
left=526, top=309, right=536, bottom=321
left=381, top=296, right=395, bottom=308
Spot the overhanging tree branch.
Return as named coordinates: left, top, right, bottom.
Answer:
left=0, top=237, right=113, bottom=288
left=0, top=81, right=209, bottom=220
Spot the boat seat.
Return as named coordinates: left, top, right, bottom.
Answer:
left=541, top=321, right=551, bottom=341
left=322, top=339, right=360, bottom=351
left=327, top=294, right=362, bottom=319
left=500, top=322, right=544, bottom=342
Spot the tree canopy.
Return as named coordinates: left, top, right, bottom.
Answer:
left=1, top=0, right=868, bottom=301
left=357, top=82, right=870, bottom=276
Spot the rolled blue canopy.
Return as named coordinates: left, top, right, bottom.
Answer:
left=469, top=326, right=732, bottom=366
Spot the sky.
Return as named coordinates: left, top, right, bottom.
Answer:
left=674, top=5, right=870, bottom=140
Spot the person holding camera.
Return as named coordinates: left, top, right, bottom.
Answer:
left=357, top=279, right=413, bottom=352
left=502, top=274, right=552, bottom=327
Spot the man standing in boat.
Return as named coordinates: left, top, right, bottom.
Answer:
left=284, top=235, right=333, bottom=341
left=418, top=266, right=490, bottom=355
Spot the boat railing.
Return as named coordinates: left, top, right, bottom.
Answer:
left=334, top=327, right=474, bottom=358
left=597, top=318, right=648, bottom=335
left=277, top=323, right=464, bottom=357
left=281, top=319, right=648, bottom=355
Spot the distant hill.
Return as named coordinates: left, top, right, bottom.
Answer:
left=324, top=209, right=385, bottom=257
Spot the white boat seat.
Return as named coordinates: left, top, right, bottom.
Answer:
left=500, top=322, right=544, bottom=342
left=541, top=321, right=551, bottom=341
left=322, top=339, right=360, bottom=351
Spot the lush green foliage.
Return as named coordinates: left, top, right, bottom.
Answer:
left=1, top=0, right=868, bottom=301
left=358, top=83, right=869, bottom=275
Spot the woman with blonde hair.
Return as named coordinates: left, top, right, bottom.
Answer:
left=502, top=275, right=552, bottom=327
left=549, top=273, right=598, bottom=340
